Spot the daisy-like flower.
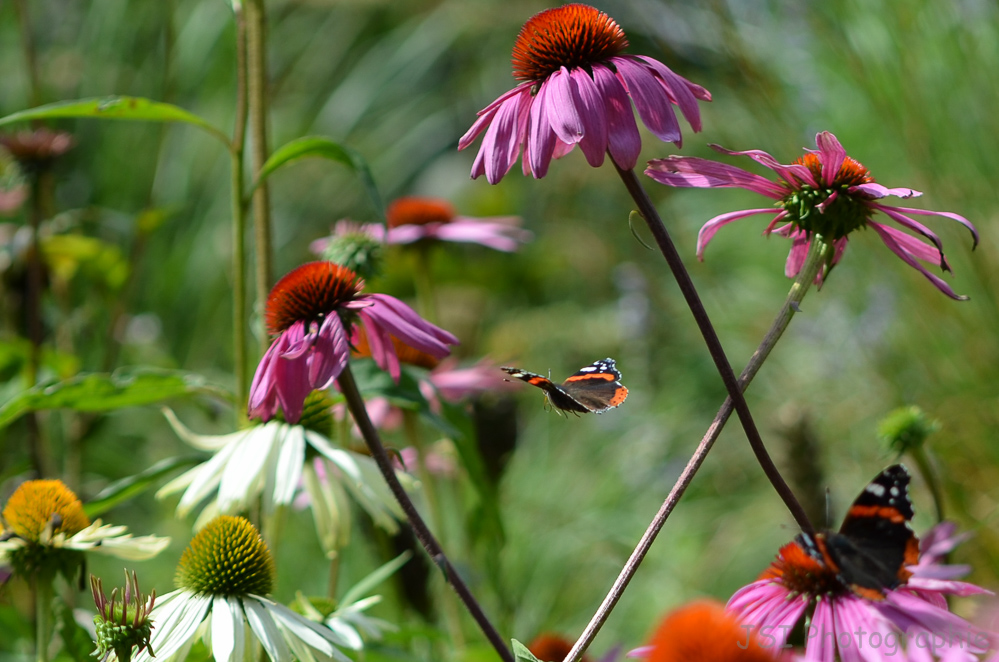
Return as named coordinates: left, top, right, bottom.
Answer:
left=158, top=395, right=409, bottom=543
left=459, top=3, right=710, bottom=184
left=312, top=199, right=531, bottom=255
left=727, top=522, right=992, bottom=661
left=91, top=570, right=156, bottom=662
left=646, top=131, right=978, bottom=300
left=0, top=480, right=169, bottom=581
left=248, top=261, right=459, bottom=423
left=638, top=600, right=783, bottom=662
left=134, top=516, right=355, bottom=662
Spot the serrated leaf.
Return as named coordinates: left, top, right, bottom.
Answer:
left=0, top=97, right=230, bottom=147
left=0, top=368, right=231, bottom=429
left=251, top=136, right=384, bottom=220
left=513, top=640, right=542, bottom=662
left=84, top=455, right=207, bottom=517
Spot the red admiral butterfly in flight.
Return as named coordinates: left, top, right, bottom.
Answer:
left=500, top=358, right=629, bottom=414
left=795, top=464, right=920, bottom=600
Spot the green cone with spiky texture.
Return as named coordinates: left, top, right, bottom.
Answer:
left=175, top=515, right=274, bottom=596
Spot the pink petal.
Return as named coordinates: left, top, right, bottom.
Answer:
left=696, top=208, right=782, bottom=259
left=881, top=205, right=979, bottom=249
left=479, top=88, right=530, bottom=184
left=851, top=182, right=922, bottom=199
left=528, top=78, right=557, bottom=178
left=630, top=55, right=703, bottom=132
left=815, top=132, right=846, bottom=186
left=867, top=221, right=950, bottom=270
left=547, top=67, right=585, bottom=145
left=592, top=64, right=641, bottom=169
left=308, top=314, right=350, bottom=389
left=709, top=143, right=816, bottom=189
left=570, top=67, right=608, bottom=166
left=870, top=204, right=947, bottom=260
left=433, top=220, right=532, bottom=252
left=358, top=309, right=401, bottom=382
left=614, top=56, right=681, bottom=145
left=870, top=217, right=968, bottom=300
left=646, top=156, right=787, bottom=198
left=805, top=599, right=836, bottom=662
left=784, top=232, right=811, bottom=280
left=459, top=82, right=533, bottom=150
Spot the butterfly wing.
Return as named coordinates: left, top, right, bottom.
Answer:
left=500, top=366, right=590, bottom=414
left=559, top=358, right=629, bottom=414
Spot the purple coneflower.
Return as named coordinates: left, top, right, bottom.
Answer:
left=459, top=3, right=710, bottom=184
left=727, top=522, right=992, bottom=661
left=248, top=261, right=458, bottom=424
left=312, top=199, right=531, bottom=255
left=646, top=131, right=978, bottom=300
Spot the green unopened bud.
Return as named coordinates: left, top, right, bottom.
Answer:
left=91, top=571, right=155, bottom=662
left=878, top=405, right=939, bottom=455
left=320, top=221, right=383, bottom=281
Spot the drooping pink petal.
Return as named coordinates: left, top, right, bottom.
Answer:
left=614, top=56, right=681, bottom=145
left=478, top=88, right=530, bottom=184
left=357, top=309, right=401, bottom=382
left=546, top=67, right=585, bottom=145
left=569, top=67, right=608, bottom=166
left=308, top=314, right=350, bottom=389
left=851, top=182, right=921, bottom=199
left=459, top=82, right=533, bottom=150
left=646, top=157, right=787, bottom=198
left=867, top=221, right=951, bottom=271
left=247, top=321, right=314, bottom=424
left=805, top=599, right=836, bottom=662
left=695, top=208, right=782, bottom=259
left=360, top=293, right=459, bottom=361
left=528, top=77, right=557, bottom=178
left=784, top=231, right=811, bottom=280
left=709, top=144, right=816, bottom=189
left=869, top=223, right=967, bottom=300
left=630, top=55, right=703, bottom=132
left=433, top=220, right=532, bottom=252
left=592, top=64, right=641, bottom=169
left=815, top=132, right=846, bottom=186
left=879, top=205, right=979, bottom=249
left=870, top=204, right=947, bottom=259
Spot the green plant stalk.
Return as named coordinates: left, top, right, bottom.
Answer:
left=34, top=575, right=53, bottom=662
left=337, top=365, right=512, bottom=662
left=24, top=174, right=49, bottom=478
left=402, top=410, right=466, bottom=654
left=412, top=245, right=438, bottom=324
left=231, top=1, right=250, bottom=417
left=12, top=0, right=42, bottom=111
left=564, top=237, right=833, bottom=662
left=909, top=446, right=945, bottom=522
left=244, top=0, right=273, bottom=347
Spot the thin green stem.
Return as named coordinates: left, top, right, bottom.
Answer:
left=910, top=447, right=945, bottom=522
left=34, top=576, right=53, bottom=662
left=25, top=174, right=49, bottom=478
left=564, top=237, right=833, bottom=662
left=12, top=0, right=42, bottom=111
left=412, top=245, right=438, bottom=323
left=231, top=1, right=250, bottom=417
left=244, top=0, right=273, bottom=349
left=337, top=365, right=512, bottom=662
left=614, top=164, right=813, bottom=534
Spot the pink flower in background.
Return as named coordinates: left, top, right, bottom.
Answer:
left=727, top=523, right=992, bottom=662
left=459, top=3, right=710, bottom=184
left=646, top=131, right=978, bottom=300
left=311, top=198, right=531, bottom=254
left=248, top=261, right=458, bottom=423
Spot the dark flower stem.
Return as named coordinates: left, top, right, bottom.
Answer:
left=563, top=237, right=832, bottom=662
left=337, top=365, right=514, bottom=662
left=614, top=164, right=813, bottom=534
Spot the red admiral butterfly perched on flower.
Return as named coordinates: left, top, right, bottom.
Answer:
left=500, top=358, right=629, bottom=414
left=796, top=464, right=920, bottom=600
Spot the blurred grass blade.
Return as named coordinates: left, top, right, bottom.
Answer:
left=0, top=97, right=230, bottom=147
left=512, top=640, right=541, bottom=662
left=84, top=455, right=206, bottom=517
left=0, top=368, right=231, bottom=429
left=339, top=551, right=412, bottom=605
left=251, top=136, right=384, bottom=220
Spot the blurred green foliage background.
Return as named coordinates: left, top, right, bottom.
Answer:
left=0, top=0, right=996, bottom=658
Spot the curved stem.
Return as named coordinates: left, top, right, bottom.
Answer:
left=614, top=164, right=813, bottom=534
left=244, top=0, right=272, bottom=351
left=910, top=446, right=944, bottom=522
left=337, top=365, right=513, bottom=662
left=564, top=237, right=832, bottom=662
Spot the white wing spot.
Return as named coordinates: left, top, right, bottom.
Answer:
left=866, top=483, right=886, bottom=497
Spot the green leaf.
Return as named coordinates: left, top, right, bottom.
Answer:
left=58, top=603, right=96, bottom=662
left=0, top=97, right=230, bottom=147
left=513, top=640, right=542, bottom=662
left=339, top=551, right=412, bottom=606
left=43, top=234, right=129, bottom=290
left=0, top=368, right=231, bottom=429
left=251, top=136, right=384, bottom=220
left=84, top=455, right=207, bottom=518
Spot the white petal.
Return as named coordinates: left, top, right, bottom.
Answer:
left=322, top=618, right=363, bottom=650
left=303, top=460, right=348, bottom=556
left=218, top=424, right=280, bottom=513
left=260, top=597, right=349, bottom=661
left=174, top=442, right=240, bottom=517
left=143, top=592, right=211, bottom=662
left=212, top=596, right=236, bottom=662
left=245, top=596, right=293, bottom=662
left=164, top=408, right=253, bottom=451
left=273, top=425, right=306, bottom=505
left=87, top=534, right=171, bottom=560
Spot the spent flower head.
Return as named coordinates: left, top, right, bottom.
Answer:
left=0, top=128, right=75, bottom=177
left=0, top=479, right=169, bottom=582
left=248, top=261, right=458, bottom=423
left=91, top=570, right=156, bottom=662
left=646, top=131, right=978, bottom=299
left=136, top=516, right=355, bottom=662
left=460, top=3, right=710, bottom=183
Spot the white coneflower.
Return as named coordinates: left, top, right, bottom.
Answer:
left=135, top=516, right=353, bottom=662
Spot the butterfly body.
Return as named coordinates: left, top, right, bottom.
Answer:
left=501, top=358, right=628, bottom=414
left=795, top=464, right=919, bottom=600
